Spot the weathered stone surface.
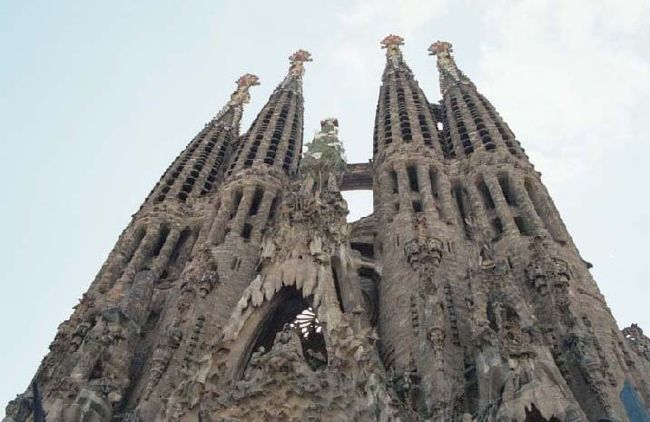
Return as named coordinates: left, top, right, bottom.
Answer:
left=5, top=37, right=649, bottom=422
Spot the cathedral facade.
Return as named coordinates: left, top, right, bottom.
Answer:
left=4, top=35, right=650, bottom=422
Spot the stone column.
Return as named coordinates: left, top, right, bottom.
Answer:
left=152, top=228, right=182, bottom=277
left=512, top=177, right=546, bottom=236
left=251, top=189, right=277, bottom=242
left=230, top=186, right=255, bottom=237
left=484, top=174, right=517, bottom=235
left=417, top=163, right=438, bottom=218
left=396, top=163, right=412, bottom=214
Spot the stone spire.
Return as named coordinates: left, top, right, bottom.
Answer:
left=429, top=40, right=527, bottom=159
left=428, top=40, right=474, bottom=94
left=211, top=73, right=260, bottom=130
left=381, top=34, right=407, bottom=71
left=228, top=50, right=311, bottom=175
left=143, top=73, right=259, bottom=205
left=373, top=34, right=442, bottom=160
left=279, top=49, right=312, bottom=93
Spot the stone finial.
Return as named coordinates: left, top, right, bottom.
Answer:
left=381, top=34, right=405, bottom=68
left=230, top=73, right=260, bottom=106
left=428, top=40, right=453, bottom=57
left=288, top=49, right=313, bottom=77
left=236, top=73, right=260, bottom=90
left=428, top=40, right=471, bottom=91
left=381, top=34, right=404, bottom=55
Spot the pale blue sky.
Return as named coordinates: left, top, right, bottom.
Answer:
left=1, top=0, right=649, bottom=412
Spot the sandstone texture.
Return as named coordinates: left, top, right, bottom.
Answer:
left=5, top=38, right=650, bottom=422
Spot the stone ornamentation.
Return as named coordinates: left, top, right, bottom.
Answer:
left=6, top=35, right=649, bottom=422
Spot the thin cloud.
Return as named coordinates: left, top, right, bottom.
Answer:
left=475, top=0, right=650, bottom=185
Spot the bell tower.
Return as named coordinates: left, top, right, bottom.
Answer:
left=4, top=37, right=650, bottom=422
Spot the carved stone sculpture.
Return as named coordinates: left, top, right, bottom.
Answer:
left=6, top=36, right=649, bottom=422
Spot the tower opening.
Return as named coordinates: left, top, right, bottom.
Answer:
left=358, top=266, right=380, bottom=327
left=267, top=194, right=279, bottom=222
left=241, top=223, right=253, bottom=240
left=230, top=190, right=243, bottom=219
left=350, top=242, right=374, bottom=259
left=429, top=168, right=439, bottom=198
left=342, top=190, right=373, bottom=222
left=476, top=177, right=495, bottom=210
left=407, top=165, right=419, bottom=192
left=169, top=227, right=192, bottom=267
left=452, top=184, right=472, bottom=239
left=390, top=169, right=399, bottom=194
left=514, top=216, right=533, bottom=236
left=247, top=287, right=327, bottom=372
left=151, top=225, right=170, bottom=257
left=331, top=257, right=347, bottom=313
left=523, top=403, right=562, bottom=422
left=498, top=173, right=517, bottom=207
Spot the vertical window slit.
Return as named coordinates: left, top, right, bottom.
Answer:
left=230, top=190, right=243, bottom=219
left=453, top=185, right=472, bottom=239
left=407, top=165, right=419, bottom=192
left=476, top=177, right=495, bottom=210
left=497, top=173, right=517, bottom=207
left=331, top=263, right=345, bottom=313
left=152, top=226, right=170, bottom=257
left=429, top=168, right=438, bottom=198
left=491, top=217, right=504, bottom=236
left=267, top=195, right=279, bottom=223
left=514, top=216, right=533, bottom=236
left=241, top=223, right=253, bottom=241
left=248, top=186, right=264, bottom=216
left=390, top=170, right=399, bottom=194
left=169, top=227, right=192, bottom=265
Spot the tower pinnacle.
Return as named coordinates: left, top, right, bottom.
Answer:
left=288, top=49, right=312, bottom=77
left=211, top=73, right=260, bottom=127
left=279, top=49, right=311, bottom=92
left=7, top=37, right=650, bottom=422
left=428, top=40, right=473, bottom=93
left=229, top=73, right=260, bottom=107
left=381, top=34, right=405, bottom=68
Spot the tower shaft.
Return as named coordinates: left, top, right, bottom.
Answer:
left=5, top=37, right=650, bottom=422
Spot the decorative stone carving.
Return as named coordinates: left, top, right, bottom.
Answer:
left=3, top=391, right=33, bottom=422
left=525, top=236, right=573, bottom=297
left=426, top=317, right=446, bottom=352
left=428, top=40, right=473, bottom=91
left=179, top=247, right=219, bottom=299
left=143, top=324, right=183, bottom=399
left=623, top=323, right=650, bottom=362
left=301, top=117, right=346, bottom=184
left=381, top=34, right=405, bottom=68
left=8, top=38, right=650, bottom=422
left=392, top=355, right=421, bottom=410
left=403, top=236, right=443, bottom=271
left=211, top=73, right=260, bottom=126
left=70, top=320, right=94, bottom=352
left=230, top=73, right=260, bottom=106
left=288, top=49, right=312, bottom=78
